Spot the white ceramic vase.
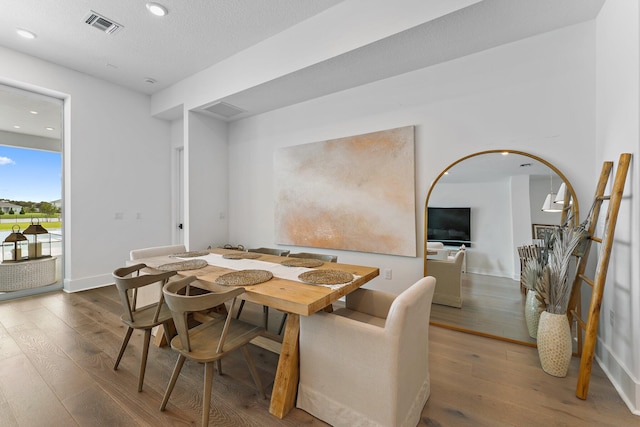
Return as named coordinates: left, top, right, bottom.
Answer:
left=537, top=311, right=572, bottom=377
left=524, top=289, right=541, bottom=339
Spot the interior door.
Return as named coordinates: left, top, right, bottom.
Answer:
left=175, top=147, right=184, bottom=245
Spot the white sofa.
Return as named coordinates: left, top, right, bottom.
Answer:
left=297, top=276, right=436, bottom=427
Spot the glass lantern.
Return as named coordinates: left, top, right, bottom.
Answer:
left=22, top=218, right=51, bottom=259
left=2, top=225, right=28, bottom=262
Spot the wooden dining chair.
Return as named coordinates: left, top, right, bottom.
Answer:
left=129, top=244, right=187, bottom=321
left=247, top=247, right=290, bottom=257
left=236, top=247, right=291, bottom=331
left=160, top=276, right=265, bottom=426
left=288, top=252, right=338, bottom=263
left=112, top=264, right=177, bottom=392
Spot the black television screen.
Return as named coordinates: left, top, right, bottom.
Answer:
left=427, top=207, right=471, bottom=247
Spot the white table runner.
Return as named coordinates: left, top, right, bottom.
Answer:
left=179, top=253, right=358, bottom=290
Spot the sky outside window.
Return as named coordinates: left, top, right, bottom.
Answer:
left=0, top=145, right=61, bottom=203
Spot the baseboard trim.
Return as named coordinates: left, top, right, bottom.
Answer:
left=63, top=273, right=113, bottom=293
left=595, top=337, right=640, bottom=415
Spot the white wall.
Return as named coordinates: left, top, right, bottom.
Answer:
left=430, top=180, right=512, bottom=277
left=427, top=172, right=565, bottom=280
left=595, top=0, right=640, bottom=414
left=0, top=46, right=173, bottom=291
left=185, top=111, right=228, bottom=250
left=226, top=22, right=596, bottom=295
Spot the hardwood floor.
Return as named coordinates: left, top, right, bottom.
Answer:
left=430, top=272, right=538, bottom=345
left=0, top=286, right=637, bottom=426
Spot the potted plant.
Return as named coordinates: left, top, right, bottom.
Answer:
left=533, top=223, right=585, bottom=377
left=522, top=231, right=555, bottom=339
left=522, top=255, right=544, bottom=339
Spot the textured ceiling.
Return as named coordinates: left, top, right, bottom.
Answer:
left=212, top=0, right=605, bottom=121
left=0, top=0, right=343, bottom=94
left=0, top=0, right=605, bottom=135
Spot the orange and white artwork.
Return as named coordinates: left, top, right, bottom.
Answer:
left=274, top=126, right=416, bottom=257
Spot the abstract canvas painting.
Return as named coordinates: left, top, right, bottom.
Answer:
left=274, top=125, right=416, bottom=257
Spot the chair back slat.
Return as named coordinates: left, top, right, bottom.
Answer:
left=113, top=264, right=176, bottom=322
left=163, top=276, right=245, bottom=353
left=216, top=297, right=237, bottom=354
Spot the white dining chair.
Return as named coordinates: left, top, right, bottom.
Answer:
left=129, top=244, right=187, bottom=308
left=297, top=276, right=436, bottom=427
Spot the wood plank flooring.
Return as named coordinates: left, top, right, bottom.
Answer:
left=430, top=272, right=538, bottom=345
left=0, top=286, right=637, bottom=426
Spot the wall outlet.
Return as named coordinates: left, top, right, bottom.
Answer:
left=384, top=268, right=392, bottom=280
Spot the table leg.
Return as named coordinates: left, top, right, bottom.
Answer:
left=269, top=313, right=299, bottom=418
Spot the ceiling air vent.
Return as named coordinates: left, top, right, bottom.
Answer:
left=203, top=102, right=245, bottom=119
left=84, top=11, right=123, bottom=35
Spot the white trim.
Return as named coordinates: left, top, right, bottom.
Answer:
left=63, top=273, right=112, bottom=293
left=596, top=337, right=640, bottom=415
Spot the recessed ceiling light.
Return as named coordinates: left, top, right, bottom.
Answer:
left=30, top=110, right=38, bottom=115
left=502, top=151, right=509, bottom=156
left=13, top=125, right=21, bottom=129
left=146, top=2, right=168, bottom=16
left=16, top=28, right=37, bottom=39
left=45, top=127, right=55, bottom=131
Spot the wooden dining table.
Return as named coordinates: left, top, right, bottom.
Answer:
left=132, top=247, right=379, bottom=419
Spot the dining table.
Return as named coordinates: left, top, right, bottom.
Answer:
left=130, top=247, right=379, bottom=419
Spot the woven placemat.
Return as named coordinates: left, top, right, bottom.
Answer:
left=281, top=258, right=324, bottom=268
left=215, top=269, right=273, bottom=286
left=157, top=259, right=208, bottom=271
left=170, top=250, right=210, bottom=258
left=222, top=252, right=262, bottom=260
left=298, top=269, right=354, bottom=285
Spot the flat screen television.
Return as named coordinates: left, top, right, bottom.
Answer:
left=427, top=207, right=471, bottom=247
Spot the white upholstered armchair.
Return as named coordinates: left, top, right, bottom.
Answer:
left=426, top=249, right=465, bottom=308
left=297, top=276, right=436, bottom=427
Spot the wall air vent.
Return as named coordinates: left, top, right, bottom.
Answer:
left=203, top=101, right=245, bottom=119
left=84, top=11, right=123, bottom=35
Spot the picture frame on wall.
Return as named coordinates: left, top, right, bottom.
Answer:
left=532, top=224, right=557, bottom=240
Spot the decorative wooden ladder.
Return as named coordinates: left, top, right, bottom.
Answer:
left=567, top=153, right=631, bottom=400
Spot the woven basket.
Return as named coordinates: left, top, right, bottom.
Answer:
left=223, top=252, right=262, bottom=260
left=157, top=259, right=208, bottom=271
left=170, top=250, right=210, bottom=258
left=0, top=257, right=57, bottom=291
left=281, top=258, right=324, bottom=268
left=215, top=269, right=273, bottom=286
left=298, top=269, right=353, bottom=285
